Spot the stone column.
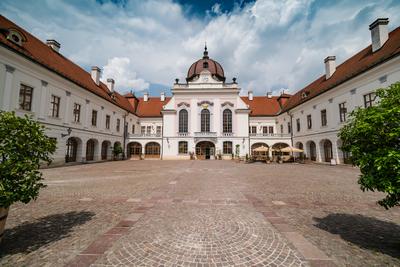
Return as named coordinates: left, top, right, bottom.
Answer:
left=84, top=99, right=90, bottom=128
left=2, top=65, right=15, bottom=111
left=38, top=80, right=48, bottom=120
left=64, top=91, right=71, bottom=124
left=316, top=141, right=323, bottom=162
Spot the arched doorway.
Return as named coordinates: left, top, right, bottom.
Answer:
left=337, top=139, right=351, bottom=164
left=196, top=141, right=215, bottom=160
left=272, top=143, right=289, bottom=158
left=101, top=141, right=111, bottom=160
left=323, top=140, right=333, bottom=162
left=145, top=142, right=160, bottom=158
left=308, top=141, right=316, bottom=161
left=128, top=142, right=142, bottom=159
left=251, top=143, right=269, bottom=156
left=296, top=142, right=304, bottom=158
left=66, top=137, right=79, bottom=163
left=86, top=139, right=97, bottom=161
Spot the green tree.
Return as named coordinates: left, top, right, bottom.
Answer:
left=0, top=112, right=56, bottom=208
left=113, top=143, right=123, bottom=159
left=338, top=82, right=400, bottom=209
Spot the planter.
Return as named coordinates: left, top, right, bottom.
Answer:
left=0, top=207, right=9, bottom=243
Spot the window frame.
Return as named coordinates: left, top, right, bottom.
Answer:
left=91, top=110, right=97, bottom=126
left=364, top=92, right=376, bottom=108
left=73, top=103, right=81, bottom=123
left=105, top=115, right=110, bottom=129
left=116, top=118, right=120, bottom=132
left=321, top=109, right=327, bottom=127
left=222, top=109, right=232, bottom=133
left=223, top=141, right=233, bottom=155
left=339, top=102, right=347, bottom=122
left=178, top=141, right=188, bottom=154
left=307, top=114, right=312, bottom=129
left=19, top=84, right=33, bottom=111
left=178, top=109, right=188, bottom=133
left=50, top=94, right=61, bottom=118
left=200, top=109, right=210, bottom=132
left=296, top=118, right=300, bottom=132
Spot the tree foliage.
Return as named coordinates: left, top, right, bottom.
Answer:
left=338, top=82, right=400, bottom=209
left=0, top=112, right=56, bottom=208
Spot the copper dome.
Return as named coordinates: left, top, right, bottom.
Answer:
left=186, top=46, right=225, bottom=82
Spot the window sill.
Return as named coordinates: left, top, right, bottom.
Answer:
left=15, top=108, right=34, bottom=115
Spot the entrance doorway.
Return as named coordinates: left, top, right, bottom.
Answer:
left=196, top=141, right=215, bottom=160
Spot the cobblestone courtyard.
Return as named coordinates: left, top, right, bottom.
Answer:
left=0, top=160, right=399, bottom=266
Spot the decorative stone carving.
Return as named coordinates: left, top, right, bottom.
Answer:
left=66, top=91, right=71, bottom=96
left=41, top=80, right=48, bottom=86
left=177, top=102, right=190, bottom=108
left=221, top=101, right=234, bottom=107
left=5, top=65, right=15, bottom=73
left=197, top=100, right=213, bottom=106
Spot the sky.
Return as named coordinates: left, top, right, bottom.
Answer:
left=1, top=0, right=400, bottom=97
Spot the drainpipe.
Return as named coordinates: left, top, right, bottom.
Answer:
left=123, top=112, right=128, bottom=159
left=161, top=114, right=164, bottom=160
left=288, top=111, right=294, bottom=146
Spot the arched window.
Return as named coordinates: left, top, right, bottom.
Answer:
left=201, top=109, right=210, bottom=132
left=203, top=61, right=209, bottom=68
left=223, top=141, right=232, bottom=154
left=179, top=109, right=188, bottom=133
left=178, top=141, right=188, bottom=154
left=222, top=109, right=232, bottom=133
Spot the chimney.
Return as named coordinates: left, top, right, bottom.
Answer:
left=324, top=56, right=336, bottom=79
left=277, top=92, right=290, bottom=108
left=143, top=92, right=149, bottom=102
left=106, top=78, right=115, bottom=93
left=46, top=39, right=60, bottom=52
left=91, top=66, right=101, bottom=86
left=369, top=18, right=389, bottom=52
left=248, top=90, right=253, bottom=101
left=266, top=91, right=272, bottom=99
left=160, top=91, right=165, bottom=101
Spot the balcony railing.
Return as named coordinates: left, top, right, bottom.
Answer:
left=221, top=132, right=234, bottom=137
left=194, top=132, right=217, bottom=137
left=177, top=132, right=190, bottom=137
left=250, top=133, right=291, bottom=138
left=129, top=133, right=162, bottom=138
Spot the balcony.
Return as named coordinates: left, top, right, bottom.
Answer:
left=221, top=132, right=234, bottom=137
left=194, top=132, right=217, bottom=137
left=177, top=132, right=190, bottom=137
left=129, top=133, right=162, bottom=138
left=250, top=133, right=291, bottom=138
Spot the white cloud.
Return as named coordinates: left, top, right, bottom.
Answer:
left=101, top=57, right=149, bottom=92
left=1, top=0, right=399, bottom=96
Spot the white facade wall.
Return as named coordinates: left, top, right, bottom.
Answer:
left=0, top=47, right=136, bottom=166
left=277, top=56, right=400, bottom=164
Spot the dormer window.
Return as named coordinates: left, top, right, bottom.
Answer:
left=6, top=29, right=26, bottom=46
left=301, top=91, right=310, bottom=99
left=203, top=61, right=209, bottom=68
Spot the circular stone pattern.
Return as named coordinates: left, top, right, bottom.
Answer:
left=97, top=205, right=308, bottom=266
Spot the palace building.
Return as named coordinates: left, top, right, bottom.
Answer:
left=0, top=15, right=399, bottom=165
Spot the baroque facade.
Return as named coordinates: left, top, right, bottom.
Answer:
left=0, top=15, right=399, bottom=166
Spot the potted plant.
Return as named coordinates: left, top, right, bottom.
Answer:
left=0, top=112, right=56, bottom=243
left=189, top=151, right=195, bottom=160
left=113, top=143, right=123, bottom=160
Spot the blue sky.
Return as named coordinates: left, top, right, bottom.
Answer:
left=1, top=0, right=400, bottom=97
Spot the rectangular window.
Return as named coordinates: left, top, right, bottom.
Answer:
left=73, top=103, right=81, bottom=122
left=250, top=126, right=257, bottom=135
left=19, top=84, right=33, bottom=111
left=91, top=110, right=97, bottom=126
left=296, top=118, right=300, bottom=132
left=280, top=124, right=283, bottom=134
left=105, top=115, right=110, bottom=129
left=116, top=119, right=120, bottom=132
left=268, top=126, right=274, bottom=134
left=156, top=126, right=162, bottom=136
left=146, top=126, right=151, bottom=134
left=287, top=122, right=291, bottom=134
left=141, top=126, right=146, bottom=135
left=262, top=126, right=268, bottom=135
left=132, top=124, right=135, bottom=134
left=178, top=141, right=188, bottom=154
left=50, top=95, right=60, bottom=118
left=364, top=92, right=376, bottom=108
left=223, top=141, right=233, bottom=154
left=307, top=115, right=312, bottom=129
left=339, top=102, right=347, bottom=122
left=321, top=109, right=327, bottom=126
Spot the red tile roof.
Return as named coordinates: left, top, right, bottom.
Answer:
left=241, top=96, right=282, bottom=116
left=283, top=26, right=400, bottom=112
left=135, top=97, right=171, bottom=117
left=0, top=15, right=134, bottom=113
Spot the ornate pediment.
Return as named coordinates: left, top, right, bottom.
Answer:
left=197, top=100, right=214, bottom=107
left=177, top=102, right=190, bottom=108
left=221, top=101, right=234, bottom=107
